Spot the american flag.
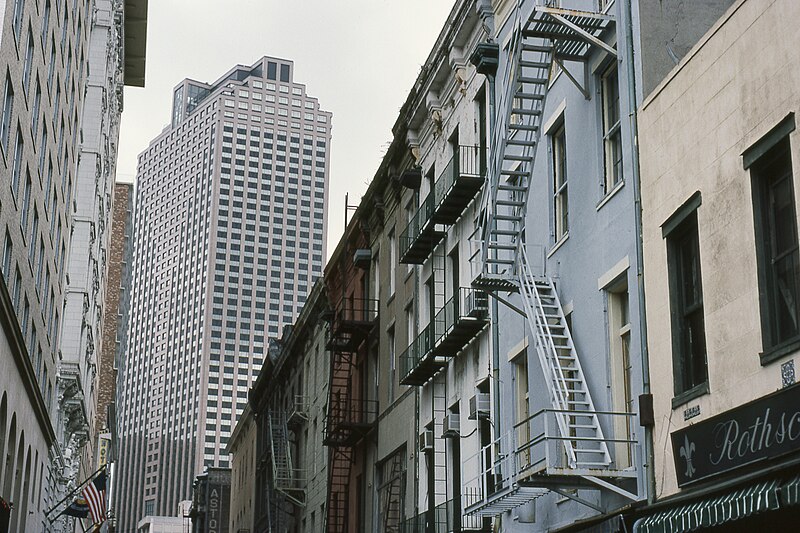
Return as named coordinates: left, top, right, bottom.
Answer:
left=82, top=469, right=107, bottom=524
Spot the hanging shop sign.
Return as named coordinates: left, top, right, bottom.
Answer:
left=671, top=383, right=800, bottom=487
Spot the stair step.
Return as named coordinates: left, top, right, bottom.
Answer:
left=506, top=138, right=538, bottom=147
left=522, top=43, right=553, bottom=53
left=498, top=184, right=528, bottom=191
left=575, top=449, right=608, bottom=454
left=497, top=197, right=525, bottom=205
left=518, top=76, right=549, bottom=84
left=569, top=424, right=599, bottom=430
left=503, top=155, right=533, bottom=162
left=567, top=400, right=591, bottom=405
left=511, top=108, right=543, bottom=116
left=509, top=124, right=539, bottom=132
left=500, top=169, right=528, bottom=176
left=489, top=243, right=517, bottom=250
left=519, top=60, right=551, bottom=69
left=490, top=229, right=519, bottom=236
left=494, top=214, right=523, bottom=221
left=513, top=92, right=545, bottom=101
left=487, top=258, right=516, bottom=265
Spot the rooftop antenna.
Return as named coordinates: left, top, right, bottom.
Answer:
left=344, top=192, right=358, bottom=232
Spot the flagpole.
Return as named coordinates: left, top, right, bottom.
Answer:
left=44, top=464, right=108, bottom=520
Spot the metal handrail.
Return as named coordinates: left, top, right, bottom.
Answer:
left=399, top=323, right=436, bottom=379
left=433, top=145, right=487, bottom=207
left=400, top=193, right=438, bottom=258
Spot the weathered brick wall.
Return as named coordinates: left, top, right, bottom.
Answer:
left=96, top=182, right=132, bottom=439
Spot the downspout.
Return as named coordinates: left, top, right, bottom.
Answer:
left=622, top=0, right=656, bottom=506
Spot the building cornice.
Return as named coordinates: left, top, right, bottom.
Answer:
left=123, top=0, right=148, bottom=87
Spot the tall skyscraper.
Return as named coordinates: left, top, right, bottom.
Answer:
left=116, top=57, right=331, bottom=531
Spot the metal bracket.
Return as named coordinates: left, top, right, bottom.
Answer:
left=553, top=56, right=589, bottom=99
left=488, top=291, right=526, bottom=317
left=581, top=474, right=639, bottom=501
left=551, top=488, right=604, bottom=513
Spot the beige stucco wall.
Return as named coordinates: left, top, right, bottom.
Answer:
left=228, top=408, right=255, bottom=533
left=638, top=0, right=800, bottom=499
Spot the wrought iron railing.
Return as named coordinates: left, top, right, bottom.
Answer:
left=399, top=324, right=436, bottom=381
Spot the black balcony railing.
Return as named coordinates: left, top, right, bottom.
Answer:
left=400, top=499, right=490, bottom=533
left=323, top=397, right=378, bottom=447
left=400, top=193, right=446, bottom=265
left=328, top=297, right=379, bottom=352
left=432, top=145, right=486, bottom=225
left=399, top=324, right=444, bottom=386
left=432, top=288, right=489, bottom=357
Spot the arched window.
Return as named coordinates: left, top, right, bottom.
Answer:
left=0, top=395, right=7, bottom=487
left=9, top=431, right=24, bottom=532
left=2, top=415, right=17, bottom=498
left=17, top=447, right=32, bottom=532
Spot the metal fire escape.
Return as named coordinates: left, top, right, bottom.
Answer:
left=468, top=0, right=636, bottom=517
left=268, top=410, right=306, bottom=508
left=324, top=234, right=379, bottom=533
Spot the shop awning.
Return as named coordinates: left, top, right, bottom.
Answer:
left=634, top=479, right=781, bottom=533
left=782, top=474, right=800, bottom=506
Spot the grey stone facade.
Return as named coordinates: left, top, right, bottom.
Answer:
left=0, top=0, right=145, bottom=531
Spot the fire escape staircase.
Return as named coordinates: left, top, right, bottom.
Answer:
left=467, top=1, right=636, bottom=518
left=324, top=295, right=379, bottom=533
left=383, top=452, right=405, bottom=533
left=268, top=410, right=306, bottom=508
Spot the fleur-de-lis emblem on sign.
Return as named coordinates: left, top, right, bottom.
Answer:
left=679, top=435, right=696, bottom=478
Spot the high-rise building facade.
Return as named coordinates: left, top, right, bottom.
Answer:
left=116, top=57, right=331, bottom=532
left=0, top=0, right=146, bottom=531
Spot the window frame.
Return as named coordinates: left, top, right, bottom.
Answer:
left=600, top=63, right=623, bottom=195
left=747, top=123, right=800, bottom=364
left=663, top=194, right=709, bottom=406
left=551, top=121, right=568, bottom=242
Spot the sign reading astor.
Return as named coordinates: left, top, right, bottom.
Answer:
left=671, top=383, right=800, bottom=487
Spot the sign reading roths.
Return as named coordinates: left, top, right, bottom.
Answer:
left=671, top=383, right=800, bottom=487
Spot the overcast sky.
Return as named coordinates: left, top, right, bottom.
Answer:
left=117, top=0, right=456, bottom=253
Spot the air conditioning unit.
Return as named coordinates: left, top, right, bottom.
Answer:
left=469, top=393, right=490, bottom=420
left=465, top=290, right=489, bottom=318
left=353, top=248, right=371, bottom=269
left=419, top=430, right=435, bottom=453
left=442, top=414, right=460, bottom=438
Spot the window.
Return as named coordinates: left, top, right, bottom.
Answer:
left=601, top=65, right=622, bottom=194
left=2, top=232, right=12, bottom=276
left=12, top=129, right=24, bottom=196
left=388, top=228, right=396, bottom=296
left=12, top=0, right=24, bottom=43
left=31, top=79, right=41, bottom=137
left=22, top=27, right=34, bottom=94
left=607, top=280, right=632, bottom=468
left=749, top=129, right=800, bottom=361
left=513, top=349, right=531, bottom=469
left=665, top=198, right=707, bottom=401
left=41, top=0, right=50, bottom=47
left=1, top=74, right=13, bottom=154
left=551, top=122, right=568, bottom=241
left=388, top=327, right=395, bottom=403
left=21, top=173, right=31, bottom=231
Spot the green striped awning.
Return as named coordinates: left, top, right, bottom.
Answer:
left=782, top=475, right=800, bottom=506
left=636, top=480, right=780, bottom=533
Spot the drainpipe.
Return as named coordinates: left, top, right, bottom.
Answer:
left=622, top=0, right=656, bottom=506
